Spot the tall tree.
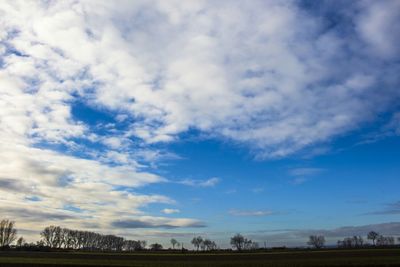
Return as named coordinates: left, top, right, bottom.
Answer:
left=41, top=226, right=61, bottom=248
left=203, top=239, right=217, bottom=251
left=170, top=238, right=178, bottom=249
left=191, top=236, right=203, bottom=251
left=376, top=235, right=395, bottom=246
left=230, top=234, right=245, bottom=251
left=16, top=237, right=25, bottom=247
left=367, top=231, right=379, bottom=246
left=0, top=220, right=17, bottom=247
left=150, top=243, right=163, bottom=251
left=307, top=235, right=325, bottom=249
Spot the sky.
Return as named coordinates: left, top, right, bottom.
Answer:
left=0, top=0, right=399, bottom=248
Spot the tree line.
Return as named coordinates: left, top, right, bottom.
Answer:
left=1, top=220, right=399, bottom=251
left=307, top=231, right=398, bottom=249
left=39, top=225, right=147, bottom=251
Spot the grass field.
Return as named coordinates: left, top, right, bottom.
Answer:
left=0, top=249, right=399, bottom=267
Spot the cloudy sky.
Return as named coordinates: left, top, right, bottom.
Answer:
left=0, top=0, right=399, bottom=248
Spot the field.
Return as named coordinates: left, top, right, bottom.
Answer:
left=0, top=249, right=399, bottom=267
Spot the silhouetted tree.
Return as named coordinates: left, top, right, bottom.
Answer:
left=41, top=226, right=61, bottom=248
left=203, top=239, right=217, bottom=251
left=337, top=236, right=364, bottom=248
left=230, top=234, right=255, bottom=251
left=150, top=243, right=163, bottom=251
left=60, top=228, right=72, bottom=249
left=250, top=241, right=259, bottom=250
left=0, top=220, right=18, bottom=247
left=16, top=237, right=25, bottom=247
left=123, top=240, right=146, bottom=251
left=307, top=235, right=325, bottom=249
left=243, top=238, right=253, bottom=250
left=352, top=236, right=364, bottom=247
left=39, top=225, right=136, bottom=251
left=191, top=236, right=203, bottom=251
left=140, top=240, right=147, bottom=250
left=367, top=231, right=379, bottom=246
left=170, top=238, right=179, bottom=249
left=376, top=235, right=395, bottom=246
left=230, top=234, right=245, bottom=251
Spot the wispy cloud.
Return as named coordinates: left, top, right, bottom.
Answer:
left=251, top=188, right=264, bottom=193
left=177, top=177, right=220, bottom=187
left=288, top=168, right=325, bottom=177
left=288, top=168, right=325, bottom=185
left=229, top=209, right=274, bottom=217
left=290, top=177, right=309, bottom=185
left=364, top=201, right=400, bottom=215
left=111, top=216, right=206, bottom=229
left=224, top=189, right=237, bottom=194
left=161, top=208, right=180, bottom=214
left=357, top=112, right=400, bottom=145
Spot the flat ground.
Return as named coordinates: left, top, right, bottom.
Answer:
left=0, top=248, right=399, bottom=267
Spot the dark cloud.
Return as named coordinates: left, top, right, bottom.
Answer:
left=0, top=207, right=76, bottom=221
left=0, top=178, right=31, bottom=192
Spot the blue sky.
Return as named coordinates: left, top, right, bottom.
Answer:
left=0, top=0, right=399, bottom=248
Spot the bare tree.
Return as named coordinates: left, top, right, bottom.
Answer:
left=0, top=220, right=18, bottom=247
left=203, top=239, right=216, bottom=251
left=251, top=242, right=259, bottom=250
left=170, top=238, right=178, bottom=249
left=307, top=235, right=325, bottom=249
left=39, top=225, right=134, bottom=251
left=230, top=234, right=245, bottom=251
left=243, top=238, right=253, bottom=250
left=367, top=231, right=379, bottom=246
left=191, top=236, right=203, bottom=251
left=376, top=235, right=395, bottom=246
left=41, top=226, right=61, bottom=248
left=61, top=228, right=73, bottom=249
left=123, top=240, right=146, bottom=251
left=337, top=236, right=364, bottom=248
left=353, top=236, right=364, bottom=247
left=140, top=240, right=147, bottom=250
left=150, top=243, right=163, bottom=251
left=16, top=237, right=25, bottom=247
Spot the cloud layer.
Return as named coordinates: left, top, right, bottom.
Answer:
left=1, top=0, right=399, bottom=158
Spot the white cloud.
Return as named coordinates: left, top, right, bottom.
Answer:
left=357, top=0, right=400, bottom=58
left=112, top=216, right=205, bottom=229
left=290, top=177, right=309, bottom=186
left=101, top=136, right=124, bottom=149
left=1, top=0, right=398, bottom=160
left=0, top=141, right=176, bottom=234
left=161, top=208, right=180, bottom=214
left=288, top=168, right=324, bottom=185
left=229, top=209, right=274, bottom=217
left=251, top=188, right=264, bottom=193
left=288, top=168, right=325, bottom=177
left=177, top=177, right=220, bottom=187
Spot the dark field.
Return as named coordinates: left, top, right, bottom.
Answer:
left=0, top=249, right=399, bottom=267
